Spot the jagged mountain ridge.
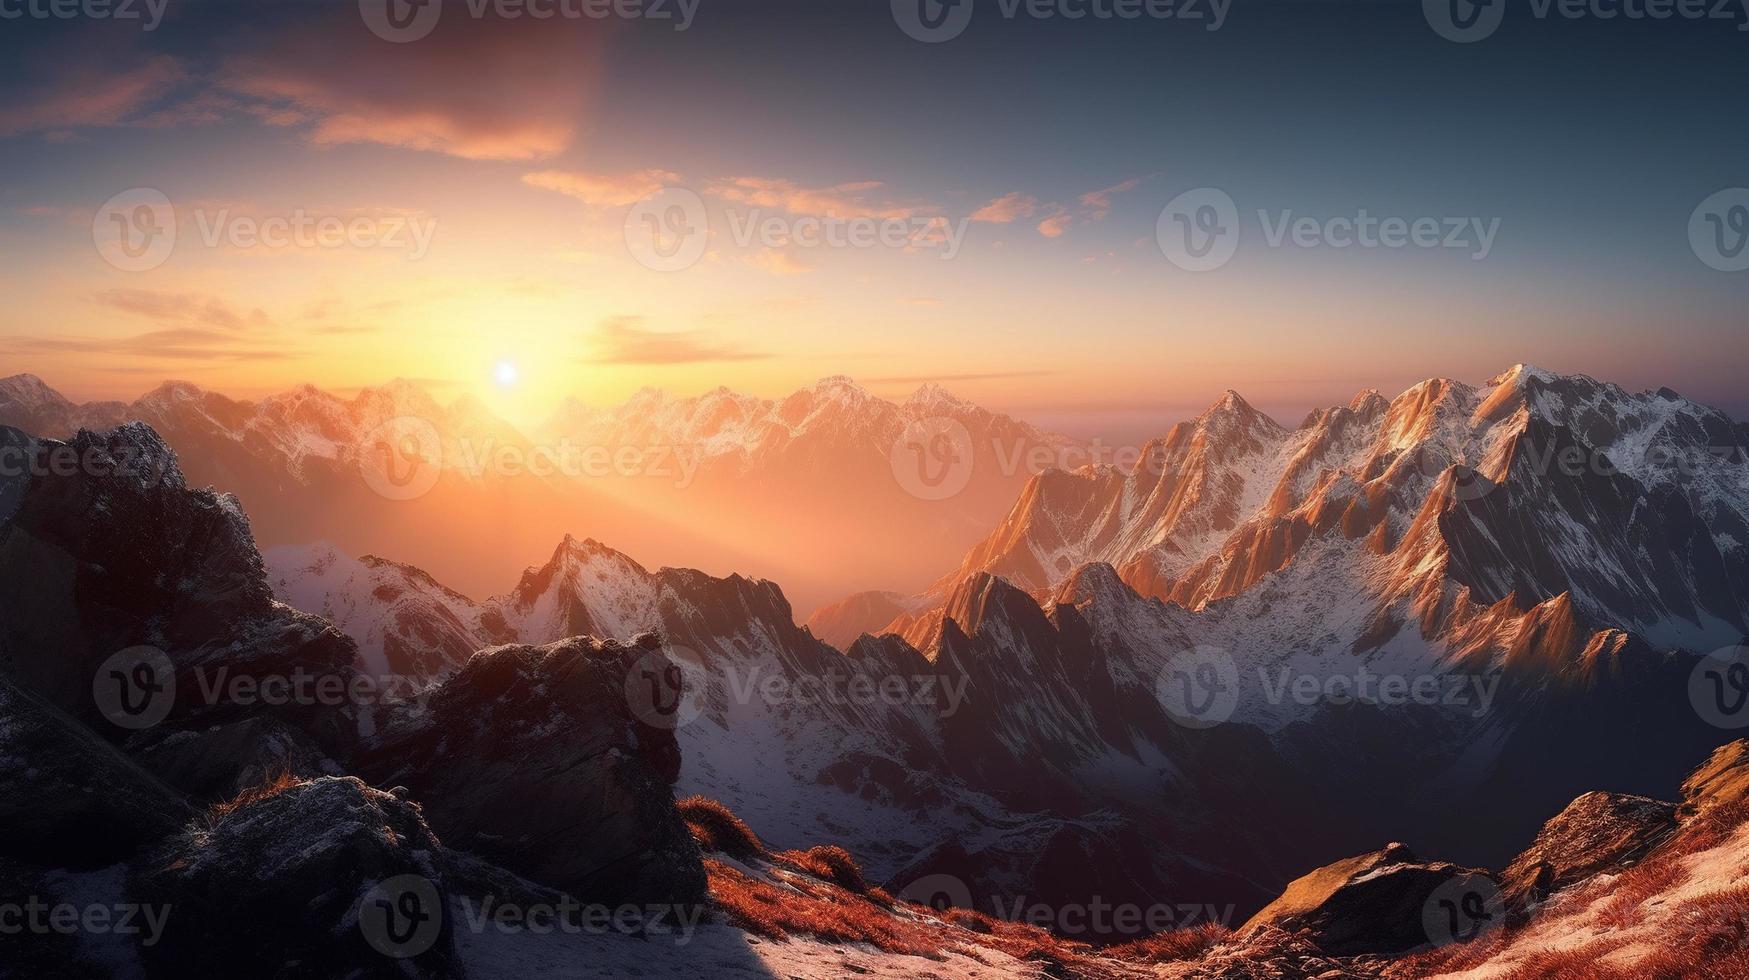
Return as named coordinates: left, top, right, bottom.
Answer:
left=878, top=364, right=1749, bottom=656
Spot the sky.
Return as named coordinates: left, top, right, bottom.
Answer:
left=1, top=0, right=1746, bottom=437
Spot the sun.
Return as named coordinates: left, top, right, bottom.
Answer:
left=493, top=360, right=520, bottom=389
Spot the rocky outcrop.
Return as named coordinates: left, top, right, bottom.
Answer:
left=1239, top=843, right=1497, bottom=957
left=0, top=424, right=363, bottom=761
left=0, top=675, right=191, bottom=868
left=1497, top=791, right=1677, bottom=913
left=137, top=776, right=462, bottom=979
left=1680, top=738, right=1749, bottom=813
left=361, top=634, right=707, bottom=906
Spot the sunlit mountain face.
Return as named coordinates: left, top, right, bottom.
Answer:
left=3, top=2, right=1748, bottom=978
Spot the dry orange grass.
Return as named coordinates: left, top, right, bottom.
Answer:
left=937, top=905, right=1091, bottom=961
left=677, top=795, right=767, bottom=861
left=207, top=767, right=304, bottom=821
left=1106, top=922, right=1232, bottom=963
left=775, top=845, right=869, bottom=895
left=705, top=857, right=947, bottom=957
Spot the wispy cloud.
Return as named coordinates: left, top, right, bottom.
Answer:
left=705, top=177, right=922, bottom=220
left=588, top=316, right=769, bottom=365
left=0, top=55, right=187, bottom=136
left=748, top=248, right=811, bottom=276
left=2, top=329, right=292, bottom=362
left=218, top=18, right=600, bottom=161
left=522, top=169, right=680, bottom=207
left=1078, top=175, right=1153, bottom=220
left=91, top=289, right=271, bottom=331
left=970, top=192, right=1038, bottom=224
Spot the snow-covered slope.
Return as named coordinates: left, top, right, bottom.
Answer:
left=896, top=364, right=1749, bottom=655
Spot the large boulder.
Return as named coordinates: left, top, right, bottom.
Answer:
left=1498, top=790, right=1677, bottom=913
left=0, top=424, right=364, bottom=763
left=361, top=634, right=706, bottom=906
left=0, top=675, right=190, bottom=868
left=1238, top=843, right=1498, bottom=957
left=136, top=776, right=462, bottom=979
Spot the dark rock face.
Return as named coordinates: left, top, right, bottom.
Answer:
left=1239, top=843, right=1497, bottom=957
left=361, top=635, right=707, bottom=907
left=130, top=715, right=337, bottom=805
left=1498, top=791, right=1677, bottom=913
left=1440, top=415, right=1747, bottom=640
left=0, top=675, right=191, bottom=869
left=0, top=424, right=363, bottom=758
left=137, top=776, right=463, bottom=980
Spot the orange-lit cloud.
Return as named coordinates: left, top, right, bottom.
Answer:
left=589, top=316, right=769, bottom=365
left=219, top=20, right=602, bottom=161
left=0, top=55, right=186, bottom=135
left=970, top=192, right=1039, bottom=224
left=705, top=177, right=920, bottom=220
left=748, top=248, right=811, bottom=276
left=92, top=288, right=272, bottom=330
left=1037, top=208, right=1072, bottom=238
left=1078, top=175, right=1151, bottom=219
left=2, top=328, right=293, bottom=362
left=522, top=169, right=679, bottom=207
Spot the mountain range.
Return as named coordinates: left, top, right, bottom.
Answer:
left=3, top=362, right=1748, bottom=974
left=2, top=403, right=1748, bottom=976
left=0, top=372, right=1070, bottom=612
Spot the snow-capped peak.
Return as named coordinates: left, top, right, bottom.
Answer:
left=0, top=373, right=67, bottom=411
